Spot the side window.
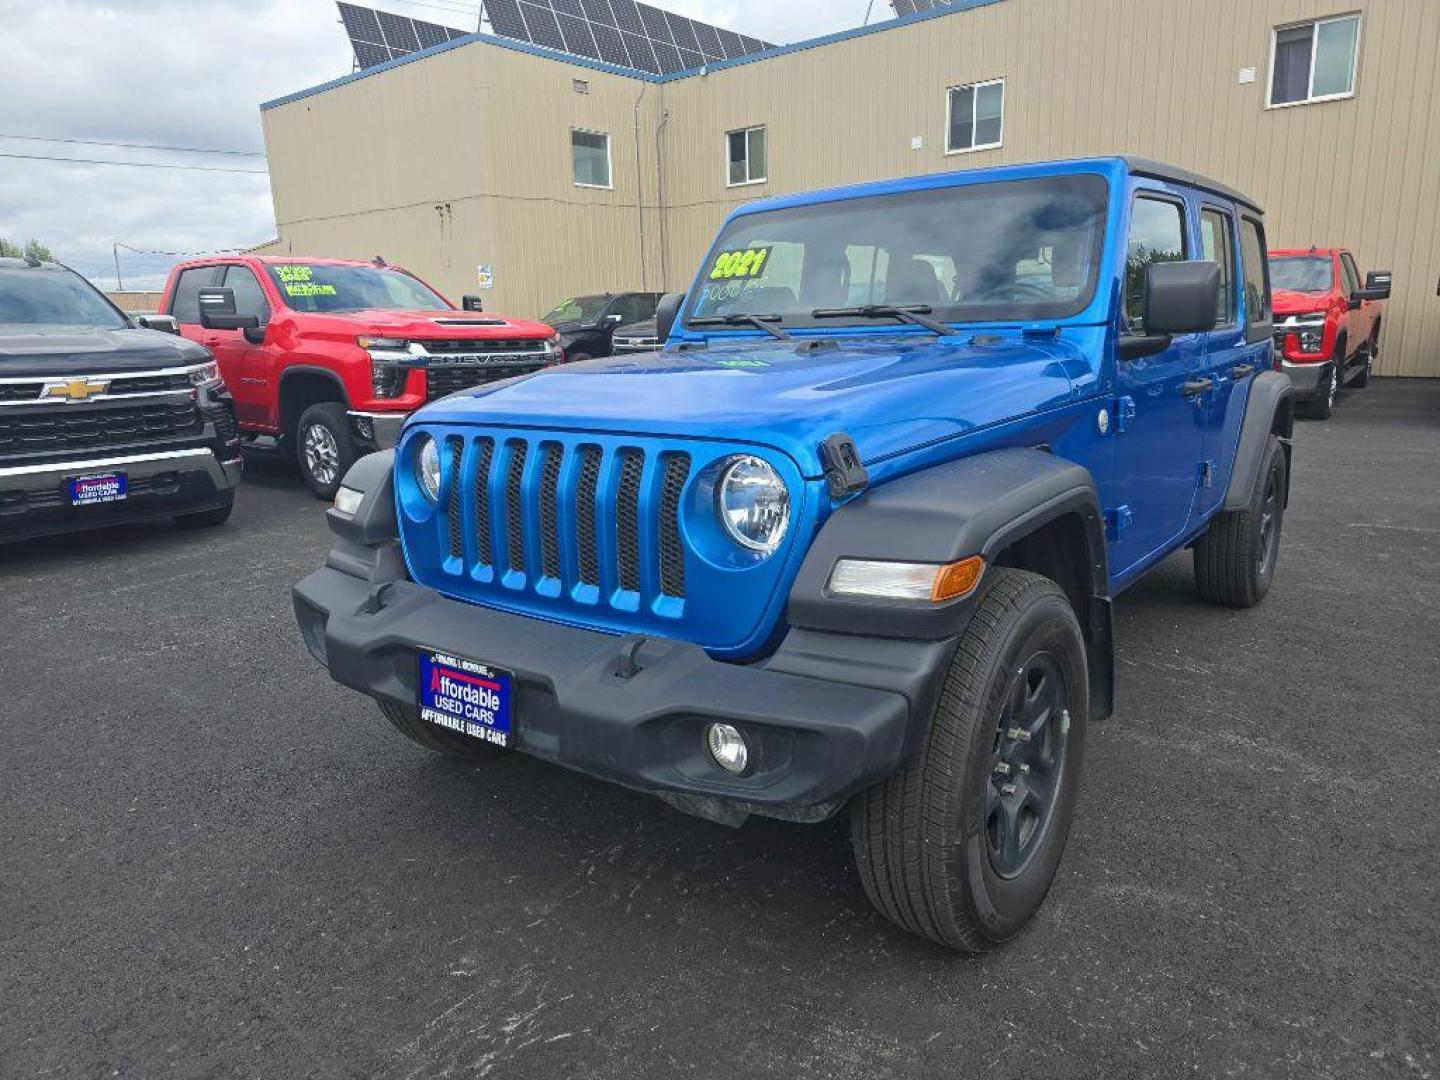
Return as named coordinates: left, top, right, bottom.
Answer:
left=1124, top=196, right=1187, bottom=331
left=612, top=295, right=654, bottom=324
left=1238, top=216, right=1271, bottom=331
left=1199, top=208, right=1237, bottom=325
left=169, top=266, right=219, bottom=325
left=223, top=265, right=270, bottom=325
left=1339, top=253, right=1360, bottom=296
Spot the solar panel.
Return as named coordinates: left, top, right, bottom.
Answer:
left=336, top=0, right=771, bottom=77
left=337, top=2, right=474, bottom=70
left=891, top=0, right=950, bottom=15
left=480, top=0, right=769, bottom=73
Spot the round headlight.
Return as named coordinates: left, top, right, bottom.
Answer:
left=717, top=455, right=789, bottom=554
left=416, top=435, right=441, bottom=502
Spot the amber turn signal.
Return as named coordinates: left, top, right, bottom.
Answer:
left=931, top=556, right=985, bottom=602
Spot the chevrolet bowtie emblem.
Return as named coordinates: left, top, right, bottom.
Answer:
left=44, top=378, right=110, bottom=401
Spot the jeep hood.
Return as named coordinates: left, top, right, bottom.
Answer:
left=415, top=332, right=1094, bottom=476
left=0, top=326, right=210, bottom=376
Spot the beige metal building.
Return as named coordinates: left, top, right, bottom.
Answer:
left=259, top=0, right=1440, bottom=377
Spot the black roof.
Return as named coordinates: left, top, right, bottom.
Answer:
left=1119, top=155, right=1263, bottom=214
left=0, top=257, right=66, bottom=270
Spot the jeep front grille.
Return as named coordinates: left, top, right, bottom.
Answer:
left=436, top=434, right=692, bottom=603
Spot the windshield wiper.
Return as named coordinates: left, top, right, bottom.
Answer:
left=811, top=304, right=953, bottom=336
left=689, top=313, right=790, bottom=340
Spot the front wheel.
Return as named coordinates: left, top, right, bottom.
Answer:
left=175, top=491, right=235, bottom=529
left=296, top=402, right=357, bottom=500
left=379, top=701, right=507, bottom=760
left=1193, top=433, right=1286, bottom=607
left=850, top=568, right=1088, bottom=952
left=1302, top=361, right=1337, bottom=420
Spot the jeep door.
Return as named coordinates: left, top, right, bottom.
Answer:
left=1107, top=188, right=1207, bottom=582
left=1192, top=203, right=1247, bottom=521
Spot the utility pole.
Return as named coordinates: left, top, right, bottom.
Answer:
left=112, top=240, right=124, bottom=291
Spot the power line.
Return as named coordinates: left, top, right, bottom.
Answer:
left=0, top=151, right=267, bottom=175
left=0, top=133, right=266, bottom=157
left=117, top=241, right=257, bottom=257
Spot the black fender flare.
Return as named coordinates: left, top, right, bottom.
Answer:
left=1224, top=370, right=1294, bottom=511
left=278, top=364, right=350, bottom=431
left=783, top=447, right=1114, bottom=726
left=788, top=447, right=1106, bottom=638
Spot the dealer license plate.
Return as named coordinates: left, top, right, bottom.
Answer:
left=69, top=472, right=127, bottom=506
left=417, top=650, right=514, bottom=749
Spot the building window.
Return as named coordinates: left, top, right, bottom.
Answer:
left=1269, top=15, right=1360, bottom=106
left=946, top=78, right=1004, bottom=154
left=571, top=129, right=611, bottom=189
left=727, top=126, right=767, bottom=186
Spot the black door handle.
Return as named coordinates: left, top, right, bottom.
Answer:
left=1182, top=377, right=1214, bottom=396
left=1230, top=364, right=1255, bottom=380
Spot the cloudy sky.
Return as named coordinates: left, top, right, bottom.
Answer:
left=0, top=0, right=879, bottom=293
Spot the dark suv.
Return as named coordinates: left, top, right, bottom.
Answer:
left=540, top=292, right=661, bottom=362
left=0, top=258, right=241, bottom=542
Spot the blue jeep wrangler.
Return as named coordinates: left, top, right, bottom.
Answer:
left=294, top=156, right=1293, bottom=951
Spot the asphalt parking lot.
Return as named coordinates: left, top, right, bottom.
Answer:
left=3, top=378, right=1438, bottom=1080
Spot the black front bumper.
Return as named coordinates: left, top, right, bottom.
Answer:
left=0, top=445, right=242, bottom=543
left=294, top=557, right=934, bottom=823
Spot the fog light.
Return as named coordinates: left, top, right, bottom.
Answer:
left=705, top=722, right=749, bottom=774
left=333, top=486, right=364, bottom=516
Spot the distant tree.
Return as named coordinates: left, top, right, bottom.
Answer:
left=0, top=238, right=55, bottom=261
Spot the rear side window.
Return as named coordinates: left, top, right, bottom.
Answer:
left=1125, top=196, right=1188, bottom=331
left=170, top=266, right=219, bottom=324
left=1239, top=217, right=1271, bottom=333
left=1199, top=208, right=1237, bottom=326
left=223, top=265, right=271, bottom=325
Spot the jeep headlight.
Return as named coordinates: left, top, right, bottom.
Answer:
left=716, top=455, right=789, bottom=554
left=415, top=434, right=441, bottom=502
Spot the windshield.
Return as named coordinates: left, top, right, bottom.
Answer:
left=542, top=296, right=610, bottom=325
left=0, top=266, right=128, bottom=331
left=264, top=263, right=450, bottom=313
left=1268, top=256, right=1333, bottom=293
left=687, top=174, right=1109, bottom=329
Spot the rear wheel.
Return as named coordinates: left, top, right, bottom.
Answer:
left=379, top=701, right=506, bottom=760
left=1353, top=328, right=1376, bottom=388
left=850, top=569, right=1088, bottom=952
left=1193, top=434, right=1286, bottom=607
left=296, top=402, right=357, bottom=500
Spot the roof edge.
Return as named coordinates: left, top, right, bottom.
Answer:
left=260, top=0, right=1008, bottom=111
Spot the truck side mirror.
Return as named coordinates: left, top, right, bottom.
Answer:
left=461, top=295, right=484, bottom=312
left=135, top=314, right=180, bottom=335
left=1358, top=270, right=1391, bottom=301
left=198, top=287, right=259, bottom=331
left=655, top=292, right=685, bottom=344
left=1143, top=260, right=1220, bottom=336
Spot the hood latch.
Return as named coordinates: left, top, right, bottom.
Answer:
left=820, top=433, right=869, bottom=500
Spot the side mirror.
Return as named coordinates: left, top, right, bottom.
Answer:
left=1143, top=260, right=1221, bottom=336
left=198, top=287, right=259, bottom=331
left=461, top=294, right=484, bottom=312
left=605, top=313, right=624, bottom=324
left=1353, top=270, right=1388, bottom=300
left=135, top=314, right=179, bottom=335
left=655, top=292, right=685, bottom=343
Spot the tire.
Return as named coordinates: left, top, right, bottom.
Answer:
left=296, top=402, right=357, bottom=500
left=850, top=568, right=1088, bottom=952
left=1193, top=433, right=1286, bottom=608
left=378, top=700, right=507, bottom=760
left=1353, top=329, right=1376, bottom=388
left=1300, top=358, right=1338, bottom=420
left=175, top=491, right=235, bottom=529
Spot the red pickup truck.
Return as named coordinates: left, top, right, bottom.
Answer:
left=159, top=256, right=558, bottom=496
left=1268, top=247, right=1391, bottom=419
